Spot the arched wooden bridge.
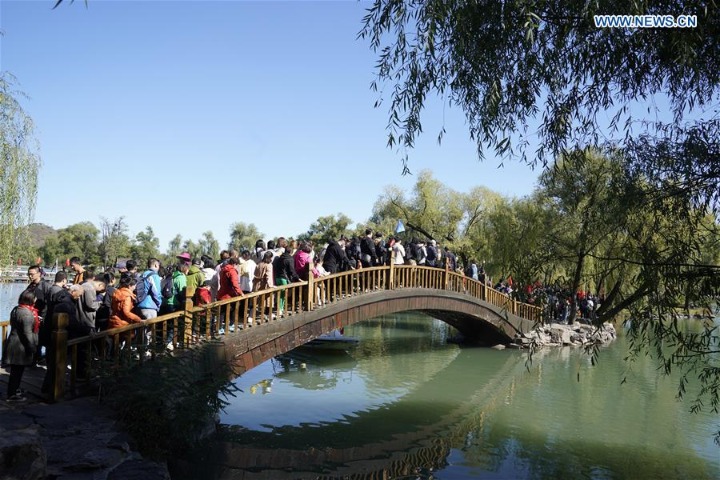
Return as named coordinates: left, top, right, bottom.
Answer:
left=1, top=263, right=542, bottom=401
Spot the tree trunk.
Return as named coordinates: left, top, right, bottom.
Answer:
left=598, top=282, right=651, bottom=322
left=568, top=253, right=585, bottom=324
left=406, top=222, right=434, bottom=241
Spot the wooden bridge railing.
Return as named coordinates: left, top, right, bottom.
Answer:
left=1, top=261, right=540, bottom=401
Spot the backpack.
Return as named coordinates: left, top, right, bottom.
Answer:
left=161, top=273, right=175, bottom=300
left=135, top=271, right=152, bottom=304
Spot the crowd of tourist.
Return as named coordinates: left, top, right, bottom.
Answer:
left=3, top=227, right=601, bottom=402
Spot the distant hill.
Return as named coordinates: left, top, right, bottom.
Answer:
left=27, top=223, right=57, bottom=248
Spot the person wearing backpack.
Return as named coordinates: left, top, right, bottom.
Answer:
left=136, top=258, right=163, bottom=320
left=161, top=263, right=188, bottom=315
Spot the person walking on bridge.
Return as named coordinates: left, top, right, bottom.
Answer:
left=360, top=229, right=378, bottom=268
left=5, top=290, right=39, bottom=402
left=322, top=237, right=351, bottom=274
left=185, top=258, right=205, bottom=300
left=69, top=257, right=86, bottom=285
left=392, top=237, right=406, bottom=265
left=217, top=259, right=244, bottom=330
left=136, top=258, right=162, bottom=320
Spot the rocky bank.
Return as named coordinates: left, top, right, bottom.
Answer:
left=507, top=321, right=617, bottom=349
left=0, top=397, right=170, bottom=480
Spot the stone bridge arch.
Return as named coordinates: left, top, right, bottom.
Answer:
left=222, top=288, right=537, bottom=375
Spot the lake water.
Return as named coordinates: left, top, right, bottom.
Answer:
left=173, top=312, right=720, bottom=480
left=1, top=281, right=26, bottom=321
left=2, top=283, right=717, bottom=479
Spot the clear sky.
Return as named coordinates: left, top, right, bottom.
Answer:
left=1, top=0, right=540, bottom=249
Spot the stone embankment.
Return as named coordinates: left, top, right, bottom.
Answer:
left=0, top=397, right=170, bottom=480
left=503, top=322, right=617, bottom=349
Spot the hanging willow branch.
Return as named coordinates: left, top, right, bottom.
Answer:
left=0, top=73, right=42, bottom=266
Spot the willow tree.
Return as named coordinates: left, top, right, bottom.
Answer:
left=130, top=226, right=161, bottom=264
left=198, top=231, right=220, bottom=260
left=360, top=1, right=720, bottom=434
left=370, top=170, right=465, bottom=243
left=360, top=1, right=718, bottom=171
left=301, top=214, right=353, bottom=246
left=228, top=222, right=264, bottom=253
left=0, top=74, right=42, bottom=267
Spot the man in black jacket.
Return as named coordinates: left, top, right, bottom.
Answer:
left=273, top=250, right=301, bottom=285
left=374, top=233, right=387, bottom=266
left=322, top=238, right=351, bottom=274
left=360, top=229, right=378, bottom=268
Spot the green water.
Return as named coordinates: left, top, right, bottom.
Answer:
left=174, top=312, right=720, bottom=479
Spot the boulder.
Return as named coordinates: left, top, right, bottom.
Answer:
left=0, top=426, right=47, bottom=480
left=549, top=327, right=572, bottom=345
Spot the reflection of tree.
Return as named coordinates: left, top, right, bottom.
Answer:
left=351, top=314, right=460, bottom=393
left=480, top=335, right=717, bottom=479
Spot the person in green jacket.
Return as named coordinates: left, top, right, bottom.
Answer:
left=161, top=263, right=188, bottom=314
left=185, top=258, right=205, bottom=301
left=160, top=263, right=189, bottom=350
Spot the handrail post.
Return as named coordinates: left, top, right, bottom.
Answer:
left=47, top=312, right=69, bottom=402
left=443, top=257, right=449, bottom=290
left=184, top=297, right=194, bottom=345
left=388, top=253, right=395, bottom=290
left=307, top=259, right=315, bottom=311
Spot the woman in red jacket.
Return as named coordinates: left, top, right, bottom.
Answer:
left=217, top=257, right=243, bottom=333
left=218, top=257, right=243, bottom=300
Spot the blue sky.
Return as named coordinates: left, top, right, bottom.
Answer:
left=1, top=0, right=539, bottom=249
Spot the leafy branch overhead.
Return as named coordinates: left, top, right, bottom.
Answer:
left=360, top=0, right=719, bottom=169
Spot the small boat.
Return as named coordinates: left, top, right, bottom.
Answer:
left=300, top=328, right=359, bottom=351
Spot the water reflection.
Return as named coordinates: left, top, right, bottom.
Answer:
left=173, top=313, right=719, bottom=480
left=272, top=350, right=358, bottom=391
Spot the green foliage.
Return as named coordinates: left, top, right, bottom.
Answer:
left=371, top=170, right=465, bottom=243
left=0, top=73, right=41, bottom=267
left=98, top=217, right=131, bottom=268
left=538, top=149, right=629, bottom=322
left=9, top=226, right=40, bottom=266
left=99, top=341, right=238, bottom=459
left=129, top=226, right=161, bottom=264
left=483, top=194, right=553, bottom=286
left=228, top=222, right=264, bottom=253
left=167, top=234, right=183, bottom=257
left=198, top=231, right=220, bottom=259
left=360, top=0, right=719, bottom=171
left=301, top=213, right=353, bottom=246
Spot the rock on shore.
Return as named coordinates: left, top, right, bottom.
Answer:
left=0, top=397, right=170, bottom=480
left=512, top=322, right=617, bottom=348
